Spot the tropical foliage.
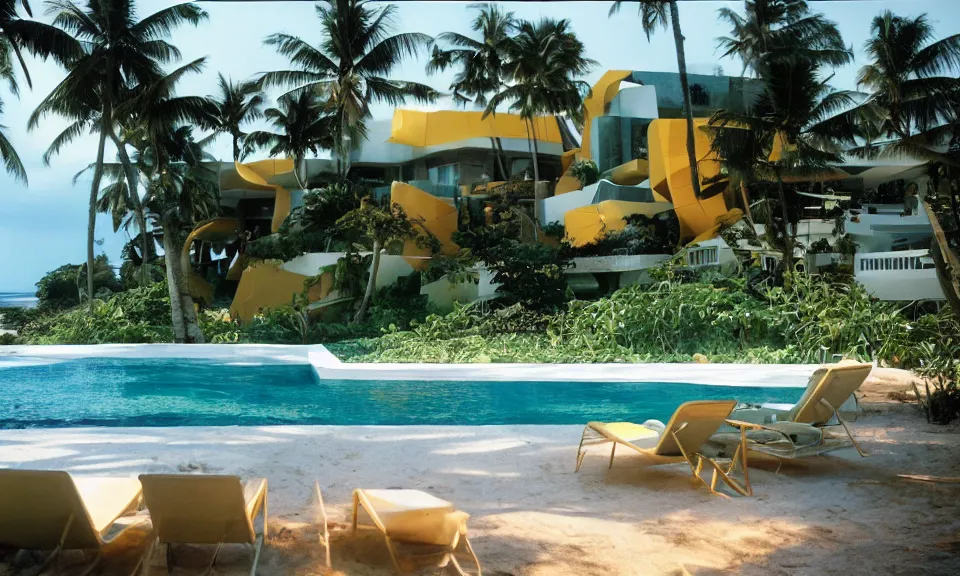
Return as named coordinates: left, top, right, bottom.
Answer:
left=259, top=0, right=438, bottom=165
left=209, top=73, right=264, bottom=161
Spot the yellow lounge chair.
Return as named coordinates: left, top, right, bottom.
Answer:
left=731, top=361, right=872, bottom=456
left=718, top=419, right=856, bottom=463
left=575, top=400, right=752, bottom=498
left=352, top=488, right=481, bottom=575
left=0, top=469, right=144, bottom=575
left=137, top=474, right=268, bottom=575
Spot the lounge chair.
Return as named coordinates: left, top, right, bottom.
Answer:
left=575, top=400, right=752, bottom=498
left=717, top=419, right=856, bottom=463
left=730, top=360, right=872, bottom=456
left=0, top=469, right=144, bottom=575
left=352, top=488, right=481, bottom=575
left=137, top=474, right=268, bottom=575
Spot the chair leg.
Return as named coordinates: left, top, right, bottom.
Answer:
left=134, top=535, right=160, bottom=576
left=383, top=535, right=405, bottom=574
left=201, top=542, right=224, bottom=576
left=250, top=535, right=264, bottom=576
left=447, top=536, right=482, bottom=576
left=42, top=512, right=74, bottom=576
left=822, top=398, right=867, bottom=457
left=77, top=551, right=103, bottom=576
left=575, top=426, right=588, bottom=472
left=608, top=442, right=617, bottom=469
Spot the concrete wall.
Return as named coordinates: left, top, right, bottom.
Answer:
left=540, top=186, right=598, bottom=225
left=420, top=268, right=499, bottom=311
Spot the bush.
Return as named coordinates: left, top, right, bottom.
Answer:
left=0, top=307, right=42, bottom=331
left=36, top=255, right=122, bottom=310
left=19, top=282, right=173, bottom=344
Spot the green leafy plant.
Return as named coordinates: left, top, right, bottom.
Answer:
left=569, top=159, right=600, bottom=187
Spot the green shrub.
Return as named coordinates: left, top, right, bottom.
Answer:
left=0, top=307, right=42, bottom=331
left=19, top=282, right=173, bottom=344
left=36, top=255, right=122, bottom=310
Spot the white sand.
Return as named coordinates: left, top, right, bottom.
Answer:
left=1, top=401, right=959, bottom=575
left=0, top=368, right=958, bottom=574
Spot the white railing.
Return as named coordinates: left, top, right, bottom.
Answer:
left=856, top=250, right=936, bottom=272
left=686, top=246, right=719, bottom=267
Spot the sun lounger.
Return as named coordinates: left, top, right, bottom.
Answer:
left=352, top=488, right=481, bottom=575
left=731, top=361, right=872, bottom=456
left=717, top=419, right=855, bottom=463
left=137, top=474, right=268, bottom=575
left=575, top=400, right=752, bottom=498
left=0, top=469, right=144, bottom=575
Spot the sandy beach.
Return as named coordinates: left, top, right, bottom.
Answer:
left=0, top=371, right=958, bottom=575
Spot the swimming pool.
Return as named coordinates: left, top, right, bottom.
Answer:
left=0, top=358, right=800, bottom=428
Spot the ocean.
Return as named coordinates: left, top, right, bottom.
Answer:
left=0, top=292, right=38, bottom=309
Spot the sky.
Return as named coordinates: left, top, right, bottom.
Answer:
left=1, top=0, right=958, bottom=292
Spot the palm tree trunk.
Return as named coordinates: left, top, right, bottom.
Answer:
left=85, top=128, right=109, bottom=312
left=292, top=154, right=306, bottom=190
left=774, top=169, right=793, bottom=274
left=232, top=133, right=241, bottom=162
left=495, top=138, right=508, bottom=178
left=668, top=1, right=702, bottom=199
left=108, top=130, right=150, bottom=285
left=354, top=240, right=380, bottom=324
left=740, top=180, right=754, bottom=226
left=489, top=137, right=507, bottom=180
left=162, top=220, right=206, bottom=343
left=162, top=226, right=187, bottom=342
left=527, top=118, right=541, bottom=183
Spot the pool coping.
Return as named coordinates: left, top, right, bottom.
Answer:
left=1, top=344, right=822, bottom=387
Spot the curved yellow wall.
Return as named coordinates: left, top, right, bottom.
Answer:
left=390, top=181, right=460, bottom=269
left=565, top=200, right=674, bottom=247
left=648, top=118, right=729, bottom=240
left=233, top=159, right=297, bottom=233
left=580, top=70, right=633, bottom=161
left=230, top=262, right=332, bottom=323
left=389, top=110, right=562, bottom=147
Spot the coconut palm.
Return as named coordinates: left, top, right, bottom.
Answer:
left=852, top=12, right=960, bottom=163
left=484, top=17, right=595, bottom=183
left=427, top=3, right=516, bottom=178
left=141, top=125, right=218, bottom=343
left=259, top=0, right=439, bottom=168
left=716, top=0, right=851, bottom=76
left=244, top=91, right=335, bottom=190
left=209, top=73, right=265, bottom=161
left=1, top=0, right=80, bottom=183
left=29, top=0, right=207, bottom=310
left=707, top=55, right=860, bottom=273
left=610, top=0, right=701, bottom=197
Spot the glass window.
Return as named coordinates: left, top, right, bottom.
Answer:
left=428, top=163, right=460, bottom=186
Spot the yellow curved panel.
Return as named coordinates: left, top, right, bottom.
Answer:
left=648, top=118, right=729, bottom=240
left=232, top=160, right=296, bottom=233
left=555, top=173, right=583, bottom=195
left=564, top=200, right=674, bottom=247
left=580, top=70, right=633, bottom=161
left=688, top=209, right=744, bottom=245
left=388, top=110, right=561, bottom=147
left=229, top=262, right=331, bottom=323
left=607, top=158, right=650, bottom=186
left=390, top=181, right=460, bottom=269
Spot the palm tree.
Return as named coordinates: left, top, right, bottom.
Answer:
left=260, top=0, right=439, bottom=169
left=1, top=0, right=80, bottom=183
left=244, top=91, right=334, bottom=190
left=142, top=126, right=219, bottom=343
left=707, top=56, right=860, bottom=273
left=716, top=0, right=851, bottom=76
left=852, top=12, right=960, bottom=164
left=484, top=17, right=595, bottom=183
left=209, top=73, right=265, bottom=161
left=29, top=0, right=207, bottom=310
left=611, top=1, right=701, bottom=198
left=427, top=3, right=516, bottom=178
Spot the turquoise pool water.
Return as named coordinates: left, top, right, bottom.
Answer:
left=0, top=358, right=799, bottom=428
